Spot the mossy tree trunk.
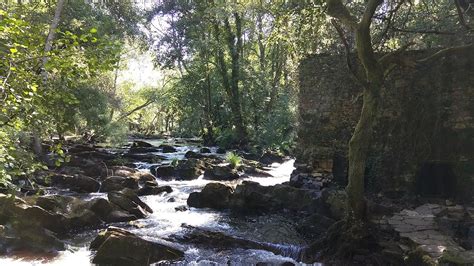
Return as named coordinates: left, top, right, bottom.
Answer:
left=326, top=0, right=384, bottom=221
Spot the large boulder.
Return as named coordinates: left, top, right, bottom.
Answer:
left=0, top=194, right=66, bottom=253
left=187, top=183, right=233, bottom=209
left=108, top=189, right=153, bottom=219
left=138, top=184, right=173, bottom=196
left=50, top=174, right=100, bottom=193
left=109, top=166, right=137, bottom=177
left=203, top=164, right=239, bottom=180
left=152, top=160, right=204, bottom=180
left=88, top=197, right=136, bottom=223
left=159, top=144, right=177, bottom=153
left=0, top=224, right=65, bottom=254
left=90, top=227, right=184, bottom=265
left=151, top=165, right=176, bottom=179
left=185, top=151, right=203, bottom=159
left=175, top=159, right=204, bottom=180
left=100, top=176, right=139, bottom=192
left=187, top=181, right=322, bottom=214
left=35, top=195, right=103, bottom=230
left=200, top=147, right=211, bottom=153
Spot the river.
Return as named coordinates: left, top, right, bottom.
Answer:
left=0, top=140, right=319, bottom=265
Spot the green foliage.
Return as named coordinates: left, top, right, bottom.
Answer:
left=171, top=157, right=179, bottom=167
left=0, top=1, right=141, bottom=184
left=103, top=121, right=129, bottom=147
left=226, top=152, right=242, bottom=169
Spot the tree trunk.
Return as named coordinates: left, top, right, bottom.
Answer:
left=42, top=0, right=66, bottom=80
left=346, top=85, right=380, bottom=221
left=213, top=17, right=247, bottom=145
left=225, top=13, right=247, bottom=144
left=33, top=0, right=66, bottom=160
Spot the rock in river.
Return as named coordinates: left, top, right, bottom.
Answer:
left=108, top=188, right=153, bottom=219
left=50, top=173, right=100, bottom=193
left=90, top=227, right=184, bottom=265
left=187, top=183, right=234, bottom=209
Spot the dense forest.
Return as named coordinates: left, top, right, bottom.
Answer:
left=0, top=0, right=473, bottom=265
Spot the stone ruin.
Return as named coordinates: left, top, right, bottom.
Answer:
left=295, top=49, right=474, bottom=201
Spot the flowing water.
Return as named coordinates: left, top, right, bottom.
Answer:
left=1, top=140, right=320, bottom=265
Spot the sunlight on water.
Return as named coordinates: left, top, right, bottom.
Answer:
left=244, top=159, right=295, bottom=186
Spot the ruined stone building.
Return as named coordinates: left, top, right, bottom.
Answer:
left=296, top=50, right=474, bottom=200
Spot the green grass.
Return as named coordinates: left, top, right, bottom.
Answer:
left=226, top=152, right=242, bottom=169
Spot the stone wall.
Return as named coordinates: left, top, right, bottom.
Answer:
left=296, top=50, right=474, bottom=200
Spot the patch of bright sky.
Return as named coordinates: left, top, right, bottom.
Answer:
left=117, top=3, right=168, bottom=91
left=117, top=51, right=162, bottom=90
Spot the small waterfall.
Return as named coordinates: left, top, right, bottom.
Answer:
left=261, top=242, right=305, bottom=260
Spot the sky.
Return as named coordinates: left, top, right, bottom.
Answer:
left=117, top=51, right=163, bottom=89
left=117, top=9, right=167, bottom=90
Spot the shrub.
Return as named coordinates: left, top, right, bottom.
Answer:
left=171, top=157, right=179, bottom=167
left=226, top=152, right=242, bottom=169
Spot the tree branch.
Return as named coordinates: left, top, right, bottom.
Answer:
left=418, top=43, right=474, bottom=64
left=326, top=0, right=358, bottom=30
left=454, top=0, right=472, bottom=31
left=356, top=0, right=384, bottom=75
left=391, top=27, right=456, bottom=35
left=331, top=19, right=366, bottom=87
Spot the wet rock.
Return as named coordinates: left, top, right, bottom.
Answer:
left=108, top=189, right=153, bottom=219
left=216, top=147, right=226, bottom=154
left=91, top=227, right=184, bottom=265
left=159, top=144, right=177, bottom=153
left=175, top=205, right=188, bottom=212
left=188, top=181, right=321, bottom=214
left=133, top=171, right=156, bottom=184
left=107, top=210, right=137, bottom=222
left=175, top=225, right=299, bottom=259
left=88, top=197, right=136, bottom=223
left=100, top=176, right=139, bottom=192
left=229, top=181, right=320, bottom=213
left=50, top=174, right=100, bottom=193
left=109, top=166, right=138, bottom=177
left=175, top=159, right=204, bottom=180
left=138, top=185, right=173, bottom=196
left=0, top=195, right=65, bottom=253
left=131, top=140, right=154, bottom=148
left=187, top=183, right=233, bottom=210
left=259, top=151, right=284, bottom=165
left=184, top=150, right=203, bottom=159
left=168, top=198, right=176, bottom=202
left=0, top=224, right=65, bottom=254
left=203, top=164, right=239, bottom=180
left=151, top=165, right=175, bottom=179
left=123, top=153, right=165, bottom=163
left=200, top=147, right=211, bottom=153
left=35, top=195, right=103, bottom=230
